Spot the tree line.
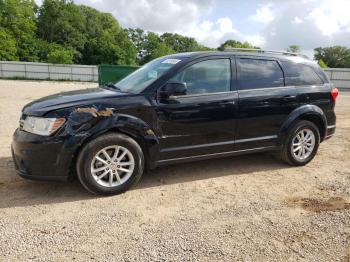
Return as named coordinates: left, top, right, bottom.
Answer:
left=1, top=0, right=349, bottom=68
left=286, top=45, right=350, bottom=68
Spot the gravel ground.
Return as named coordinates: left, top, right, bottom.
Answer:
left=0, top=79, right=349, bottom=261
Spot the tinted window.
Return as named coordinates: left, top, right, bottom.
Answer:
left=238, top=59, right=284, bottom=90
left=171, top=59, right=231, bottom=95
left=116, top=57, right=182, bottom=94
left=314, top=67, right=329, bottom=84
left=282, top=61, right=324, bottom=86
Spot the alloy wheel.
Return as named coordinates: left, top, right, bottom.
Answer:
left=291, top=128, right=316, bottom=161
left=90, top=145, right=135, bottom=187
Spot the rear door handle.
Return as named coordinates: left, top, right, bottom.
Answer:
left=282, top=95, right=296, bottom=102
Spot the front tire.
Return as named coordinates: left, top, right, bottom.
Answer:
left=280, top=120, right=320, bottom=166
left=76, top=133, right=144, bottom=195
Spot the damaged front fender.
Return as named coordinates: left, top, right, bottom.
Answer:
left=49, top=105, right=160, bottom=170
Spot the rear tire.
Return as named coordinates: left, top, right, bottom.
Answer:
left=280, top=120, right=320, bottom=166
left=76, top=133, right=144, bottom=195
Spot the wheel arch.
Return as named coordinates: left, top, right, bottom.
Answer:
left=279, top=105, right=327, bottom=145
left=68, top=114, right=160, bottom=177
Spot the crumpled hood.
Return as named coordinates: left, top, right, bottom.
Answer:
left=22, top=87, right=129, bottom=116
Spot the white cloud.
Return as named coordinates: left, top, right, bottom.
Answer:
left=308, top=0, right=350, bottom=36
left=75, top=0, right=214, bottom=33
left=74, top=0, right=266, bottom=48
left=250, top=3, right=275, bottom=24
left=217, top=18, right=237, bottom=35
left=292, top=17, right=303, bottom=24
left=180, top=17, right=264, bottom=48
left=262, top=0, right=350, bottom=57
left=244, top=34, right=265, bottom=47
left=36, top=0, right=350, bottom=53
left=184, top=17, right=237, bottom=42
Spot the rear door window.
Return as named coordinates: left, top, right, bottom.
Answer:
left=282, top=61, right=324, bottom=86
left=238, top=58, right=284, bottom=90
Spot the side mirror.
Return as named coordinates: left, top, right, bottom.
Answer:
left=159, top=81, right=187, bottom=100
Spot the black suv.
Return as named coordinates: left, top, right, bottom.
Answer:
left=12, top=50, right=338, bottom=195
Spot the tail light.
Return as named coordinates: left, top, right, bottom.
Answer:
left=331, top=87, right=339, bottom=102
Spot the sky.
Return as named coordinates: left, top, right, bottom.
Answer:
left=36, top=0, right=350, bottom=57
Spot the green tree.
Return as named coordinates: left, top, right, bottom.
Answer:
left=47, top=45, right=74, bottom=64
left=126, top=28, right=148, bottom=64
left=0, top=0, right=39, bottom=61
left=314, top=46, right=350, bottom=68
left=141, top=32, right=174, bottom=64
left=217, top=40, right=259, bottom=51
left=79, top=6, right=136, bottom=65
left=286, top=45, right=301, bottom=53
left=0, top=29, right=18, bottom=60
left=127, top=29, right=212, bottom=65
left=114, top=29, right=137, bottom=65
left=318, top=59, right=328, bottom=68
left=37, top=0, right=86, bottom=62
left=160, top=33, right=211, bottom=53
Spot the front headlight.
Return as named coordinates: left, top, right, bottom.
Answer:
left=22, top=116, right=66, bottom=136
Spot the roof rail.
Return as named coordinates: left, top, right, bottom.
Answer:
left=223, top=48, right=308, bottom=58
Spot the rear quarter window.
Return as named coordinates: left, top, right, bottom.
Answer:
left=314, top=67, right=329, bottom=83
left=282, top=61, right=324, bottom=86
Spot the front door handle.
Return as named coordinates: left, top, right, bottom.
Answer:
left=220, top=100, right=235, bottom=105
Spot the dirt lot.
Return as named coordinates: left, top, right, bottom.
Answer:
left=0, top=79, right=349, bottom=261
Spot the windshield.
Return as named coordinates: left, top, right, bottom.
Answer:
left=115, top=57, right=183, bottom=94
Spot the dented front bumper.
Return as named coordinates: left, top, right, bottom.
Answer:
left=11, top=128, right=75, bottom=181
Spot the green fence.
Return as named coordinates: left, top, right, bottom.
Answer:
left=98, top=64, right=140, bottom=86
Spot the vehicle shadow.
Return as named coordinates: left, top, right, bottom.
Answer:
left=0, top=153, right=289, bottom=209
left=135, top=152, right=288, bottom=190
